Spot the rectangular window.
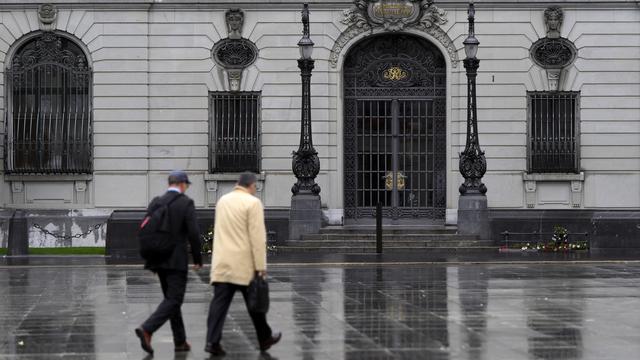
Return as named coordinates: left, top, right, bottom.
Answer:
left=209, top=92, right=261, bottom=173
left=527, top=91, right=580, bottom=173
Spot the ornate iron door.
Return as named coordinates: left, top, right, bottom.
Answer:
left=343, top=34, right=446, bottom=223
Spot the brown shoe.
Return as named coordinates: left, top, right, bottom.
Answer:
left=205, top=343, right=226, bottom=356
left=259, top=332, right=282, bottom=352
left=175, top=341, right=191, bottom=352
left=135, top=327, right=154, bottom=354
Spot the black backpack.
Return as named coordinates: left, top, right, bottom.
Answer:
left=137, top=194, right=182, bottom=262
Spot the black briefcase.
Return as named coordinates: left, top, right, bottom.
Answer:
left=247, top=274, right=269, bottom=313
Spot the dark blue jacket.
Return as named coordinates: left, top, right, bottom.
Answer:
left=145, top=191, right=203, bottom=271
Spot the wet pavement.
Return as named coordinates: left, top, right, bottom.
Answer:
left=3, top=248, right=640, bottom=267
left=1, top=259, right=640, bottom=359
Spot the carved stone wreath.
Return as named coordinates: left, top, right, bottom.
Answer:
left=530, top=37, right=576, bottom=69
left=330, top=0, right=457, bottom=68
left=212, top=38, right=258, bottom=69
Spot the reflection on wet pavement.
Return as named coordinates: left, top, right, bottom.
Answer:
left=1, top=262, right=639, bottom=359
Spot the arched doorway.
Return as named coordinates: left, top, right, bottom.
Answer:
left=343, top=34, right=446, bottom=224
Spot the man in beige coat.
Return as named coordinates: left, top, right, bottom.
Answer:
left=205, top=173, right=281, bottom=356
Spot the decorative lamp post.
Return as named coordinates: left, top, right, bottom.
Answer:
left=290, top=3, right=322, bottom=240
left=457, top=1, right=490, bottom=239
left=291, top=3, right=321, bottom=196
left=459, top=1, right=486, bottom=196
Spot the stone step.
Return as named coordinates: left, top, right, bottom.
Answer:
left=275, top=246, right=499, bottom=254
left=302, top=234, right=479, bottom=241
left=319, top=226, right=457, bottom=235
left=286, top=240, right=495, bottom=248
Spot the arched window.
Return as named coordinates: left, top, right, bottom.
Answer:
left=6, top=32, right=92, bottom=174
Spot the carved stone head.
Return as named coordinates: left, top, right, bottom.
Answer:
left=544, top=6, right=563, bottom=39
left=225, top=9, right=244, bottom=39
left=37, top=3, right=57, bottom=31
left=38, top=3, right=57, bottom=24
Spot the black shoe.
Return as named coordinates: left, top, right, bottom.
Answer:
left=135, top=327, right=154, bottom=355
left=175, top=341, right=191, bottom=352
left=259, top=332, right=282, bottom=352
left=205, top=342, right=226, bottom=356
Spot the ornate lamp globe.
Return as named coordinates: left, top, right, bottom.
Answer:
left=298, top=36, right=314, bottom=60
left=463, top=34, right=479, bottom=59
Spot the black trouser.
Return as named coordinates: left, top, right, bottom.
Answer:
left=142, top=269, right=188, bottom=344
left=206, top=282, right=272, bottom=345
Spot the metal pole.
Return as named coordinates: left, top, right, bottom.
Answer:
left=376, top=202, right=383, bottom=254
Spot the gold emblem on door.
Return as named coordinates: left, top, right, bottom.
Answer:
left=383, top=66, right=408, bottom=81
left=384, top=172, right=406, bottom=191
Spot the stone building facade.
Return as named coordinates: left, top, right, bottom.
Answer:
left=0, top=0, right=638, bottom=248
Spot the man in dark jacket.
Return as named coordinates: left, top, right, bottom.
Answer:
left=135, top=170, right=203, bottom=355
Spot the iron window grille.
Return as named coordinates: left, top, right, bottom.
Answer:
left=527, top=91, right=580, bottom=173
left=209, top=92, right=261, bottom=173
left=5, top=33, right=93, bottom=174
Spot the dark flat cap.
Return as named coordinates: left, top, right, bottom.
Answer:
left=168, top=170, right=191, bottom=185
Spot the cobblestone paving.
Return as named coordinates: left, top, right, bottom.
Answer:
left=1, top=262, right=639, bottom=359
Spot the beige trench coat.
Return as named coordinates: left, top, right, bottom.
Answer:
left=210, top=186, right=267, bottom=286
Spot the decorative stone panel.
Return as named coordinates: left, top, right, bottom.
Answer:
left=212, top=8, right=258, bottom=92
left=6, top=175, right=92, bottom=208
left=522, top=173, right=584, bottom=209
left=205, top=173, right=265, bottom=207
left=530, top=6, right=577, bottom=91
left=524, top=179, right=537, bottom=208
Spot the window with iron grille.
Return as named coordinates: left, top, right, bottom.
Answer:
left=6, top=32, right=92, bottom=174
left=527, top=91, right=580, bottom=173
left=209, top=92, right=261, bottom=173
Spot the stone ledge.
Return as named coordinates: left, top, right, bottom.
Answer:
left=5, top=174, right=93, bottom=182
left=523, top=172, right=584, bottom=182
left=204, top=172, right=266, bottom=181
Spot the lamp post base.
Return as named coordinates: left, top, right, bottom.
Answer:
left=289, top=193, right=322, bottom=241
left=457, top=194, right=491, bottom=240
left=8, top=210, right=28, bottom=256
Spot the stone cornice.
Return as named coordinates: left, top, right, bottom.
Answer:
left=0, top=1, right=637, bottom=10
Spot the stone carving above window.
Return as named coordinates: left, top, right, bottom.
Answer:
left=544, top=6, right=563, bottom=39
left=341, top=0, right=446, bottom=32
left=530, top=37, right=576, bottom=69
left=213, top=38, right=258, bottom=69
left=212, top=8, right=258, bottom=91
left=225, top=8, right=244, bottom=40
left=37, top=3, right=57, bottom=31
left=530, top=6, right=577, bottom=91
left=331, top=0, right=457, bottom=69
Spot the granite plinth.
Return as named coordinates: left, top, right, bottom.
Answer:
left=457, top=194, right=491, bottom=240
left=289, top=193, right=322, bottom=241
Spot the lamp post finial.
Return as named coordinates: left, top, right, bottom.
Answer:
left=302, top=3, right=310, bottom=37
